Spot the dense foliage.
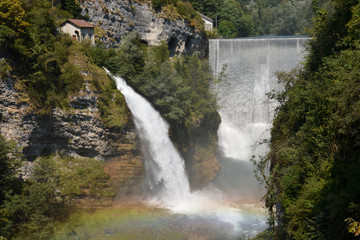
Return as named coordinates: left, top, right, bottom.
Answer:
left=0, top=0, right=127, bottom=128
left=188, top=0, right=330, bottom=38
left=60, top=0, right=81, bottom=17
left=0, top=0, right=84, bottom=114
left=0, top=136, right=110, bottom=240
left=256, top=0, right=360, bottom=239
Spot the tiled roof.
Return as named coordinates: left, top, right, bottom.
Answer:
left=64, top=19, right=94, bottom=28
left=198, top=13, right=214, bottom=23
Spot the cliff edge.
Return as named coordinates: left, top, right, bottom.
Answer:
left=81, top=0, right=208, bottom=57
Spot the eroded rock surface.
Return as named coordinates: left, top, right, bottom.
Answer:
left=0, top=78, right=140, bottom=161
left=81, top=0, right=208, bottom=56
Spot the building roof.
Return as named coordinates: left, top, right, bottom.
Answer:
left=198, top=13, right=214, bottom=23
left=62, top=19, right=94, bottom=28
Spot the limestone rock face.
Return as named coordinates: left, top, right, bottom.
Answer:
left=0, top=78, right=140, bottom=161
left=81, top=0, right=208, bottom=57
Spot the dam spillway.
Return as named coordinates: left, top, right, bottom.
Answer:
left=209, top=37, right=308, bottom=202
left=209, top=37, right=309, bottom=161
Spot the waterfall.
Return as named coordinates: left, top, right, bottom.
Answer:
left=107, top=70, right=267, bottom=238
left=107, top=71, right=191, bottom=208
left=209, top=37, right=308, bottom=161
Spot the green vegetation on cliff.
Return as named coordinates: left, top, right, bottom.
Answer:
left=256, top=0, right=360, bottom=239
left=89, top=32, right=221, bottom=184
left=0, top=0, right=128, bottom=128
left=0, top=135, right=111, bottom=239
left=151, top=0, right=204, bottom=30
left=0, top=0, right=81, bottom=113
left=0, top=1, right=130, bottom=237
left=1, top=0, right=73, bottom=99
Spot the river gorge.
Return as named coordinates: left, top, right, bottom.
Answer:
left=51, top=36, right=308, bottom=240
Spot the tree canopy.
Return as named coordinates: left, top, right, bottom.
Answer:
left=188, top=0, right=320, bottom=38
left=255, top=0, right=360, bottom=239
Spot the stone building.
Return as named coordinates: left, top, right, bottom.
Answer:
left=199, top=13, right=214, bottom=32
left=60, top=19, right=95, bottom=45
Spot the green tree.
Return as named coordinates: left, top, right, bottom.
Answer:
left=190, top=0, right=219, bottom=20
left=218, top=0, right=247, bottom=37
left=257, top=1, right=360, bottom=239
left=218, top=19, right=237, bottom=38
left=0, top=59, right=11, bottom=79
left=1, top=154, right=110, bottom=239
left=117, top=32, right=145, bottom=80
left=0, top=136, right=21, bottom=205
left=0, top=0, right=29, bottom=47
left=0, top=135, right=22, bottom=239
left=344, top=3, right=360, bottom=47
left=0, top=0, right=29, bottom=33
left=60, top=0, right=81, bottom=17
left=306, top=0, right=358, bottom=71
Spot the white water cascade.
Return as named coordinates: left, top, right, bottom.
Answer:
left=210, top=37, right=308, bottom=161
left=108, top=71, right=191, bottom=208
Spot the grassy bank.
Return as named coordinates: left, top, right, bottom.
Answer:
left=52, top=205, right=184, bottom=240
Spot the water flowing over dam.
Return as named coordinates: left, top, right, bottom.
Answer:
left=209, top=37, right=308, bottom=201
left=210, top=37, right=308, bottom=160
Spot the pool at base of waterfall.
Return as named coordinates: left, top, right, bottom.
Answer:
left=52, top=203, right=267, bottom=240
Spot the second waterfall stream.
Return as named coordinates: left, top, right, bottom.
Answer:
left=106, top=69, right=267, bottom=238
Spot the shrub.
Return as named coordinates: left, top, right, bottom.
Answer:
left=0, top=59, right=11, bottom=80
left=152, top=0, right=166, bottom=9
left=2, top=154, right=110, bottom=239
left=60, top=63, right=84, bottom=94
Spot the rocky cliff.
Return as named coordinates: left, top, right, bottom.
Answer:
left=80, top=0, right=208, bottom=57
left=0, top=76, right=140, bottom=161
left=0, top=66, right=145, bottom=201
left=0, top=0, right=217, bottom=194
